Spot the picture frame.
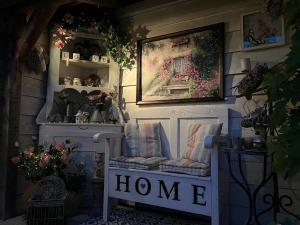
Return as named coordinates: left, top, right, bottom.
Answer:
left=137, top=23, right=224, bottom=105
left=241, top=11, right=285, bottom=50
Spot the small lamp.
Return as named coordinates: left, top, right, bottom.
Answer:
left=240, top=58, right=251, bottom=73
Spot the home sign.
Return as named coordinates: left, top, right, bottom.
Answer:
left=108, top=169, right=211, bottom=215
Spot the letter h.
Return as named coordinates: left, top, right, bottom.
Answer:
left=115, top=175, right=130, bottom=192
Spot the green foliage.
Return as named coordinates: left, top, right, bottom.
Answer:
left=10, top=137, right=76, bottom=181
left=191, top=30, right=222, bottom=79
left=263, top=0, right=300, bottom=178
left=106, top=26, right=136, bottom=70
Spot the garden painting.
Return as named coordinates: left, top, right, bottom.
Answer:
left=137, top=23, right=224, bottom=104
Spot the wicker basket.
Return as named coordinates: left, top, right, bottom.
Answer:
left=26, top=176, right=66, bottom=225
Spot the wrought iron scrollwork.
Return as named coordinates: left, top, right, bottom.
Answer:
left=278, top=195, right=300, bottom=221
left=224, top=150, right=300, bottom=225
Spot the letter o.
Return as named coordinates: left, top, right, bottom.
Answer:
left=135, top=177, right=151, bottom=196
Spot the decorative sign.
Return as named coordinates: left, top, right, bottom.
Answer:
left=91, top=55, right=99, bottom=62
left=101, top=56, right=108, bottom=63
left=61, top=51, right=69, bottom=60
left=109, top=172, right=211, bottom=215
left=72, top=53, right=80, bottom=61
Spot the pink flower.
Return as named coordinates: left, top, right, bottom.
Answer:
left=60, top=153, right=70, bottom=163
left=24, top=147, right=34, bottom=158
left=55, top=39, right=65, bottom=49
left=11, top=156, right=20, bottom=164
left=55, top=144, right=65, bottom=152
left=38, top=153, right=51, bottom=168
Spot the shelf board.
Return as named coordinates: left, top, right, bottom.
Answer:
left=61, top=59, right=109, bottom=69
left=74, top=32, right=106, bottom=41
left=57, top=85, right=112, bottom=93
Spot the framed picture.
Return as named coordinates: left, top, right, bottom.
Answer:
left=137, top=23, right=224, bottom=105
left=241, top=11, right=285, bottom=50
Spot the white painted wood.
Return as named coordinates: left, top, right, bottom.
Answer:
left=117, top=0, right=299, bottom=223
left=121, top=0, right=260, bottom=33
left=103, top=139, right=111, bottom=222
left=108, top=168, right=212, bottom=215
left=95, top=107, right=229, bottom=224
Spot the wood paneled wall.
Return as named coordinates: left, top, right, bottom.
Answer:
left=119, top=0, right=300, bottom=224
left=14, top=31, right=49, bottom=214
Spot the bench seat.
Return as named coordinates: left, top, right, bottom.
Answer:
left=160, top=158, right=210, bottom=176
left=110, top=156, right=167, bottom=170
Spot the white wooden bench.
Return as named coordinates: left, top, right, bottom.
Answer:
left=93, top=107, right=229, bottom=225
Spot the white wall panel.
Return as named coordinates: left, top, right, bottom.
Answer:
left=119, top=1, right=297, bottom=224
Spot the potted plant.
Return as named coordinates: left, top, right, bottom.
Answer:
left=10, top=137, right=77, bottom=208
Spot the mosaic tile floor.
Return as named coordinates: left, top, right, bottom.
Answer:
left=67, top=206, right=209, bottom=225
left=0, top=206, right=209, bottom=225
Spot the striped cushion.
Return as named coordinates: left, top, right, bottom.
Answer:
left=182, top=123, right=222, bottom=165
left=124, top=122, right=163, bottom=158
left=139, top=123, right=162, bottom=157
left=124, top=123, right=140, bottom=157
left=160, top=159, right=210, bottom=176
left=110, top=156, right=167, bottom=170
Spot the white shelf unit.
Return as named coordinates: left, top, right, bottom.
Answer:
left=60, top=59, right=109, bottom=69
left=46, top=36, right=120, bottom=116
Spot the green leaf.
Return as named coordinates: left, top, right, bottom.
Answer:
left=272, top=151, right=289, bottom=172
left=270, top=101, right=288, bottom=127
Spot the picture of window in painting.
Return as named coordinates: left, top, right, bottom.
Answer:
left=140, top=26, right=223, bottom=103
left=242, top=11, right=284, bottom=49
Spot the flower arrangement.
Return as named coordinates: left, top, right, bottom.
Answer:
left=11, top=137, right=76, bottom=181
left=52, top=25, right=74, bottom=49
left=87, top=90, right=109, bottom=111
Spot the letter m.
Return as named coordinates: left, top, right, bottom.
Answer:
left=158, top=180, right=180, bottom=201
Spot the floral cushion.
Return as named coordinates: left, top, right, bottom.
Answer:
left=124, top=122, right=163, bottom=158
left=182, top=123, right=222, bottom=165
left=160, top=159, right=210, bottom=176
left=110, top=156, right=167, bottom=170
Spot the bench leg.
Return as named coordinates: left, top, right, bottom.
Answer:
left=102, top=196, right=111, bottom=222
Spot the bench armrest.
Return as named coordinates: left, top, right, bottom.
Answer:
left=93, top=132, right=124, bottom=143
left=204, top=135, right=230, bottom=148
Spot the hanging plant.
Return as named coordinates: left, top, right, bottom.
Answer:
left=106, top=26, right=136, bottom=70
left=50, top=5, right=136, bottom=69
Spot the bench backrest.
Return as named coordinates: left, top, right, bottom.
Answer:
left=127, top=106, right=228, bottom=159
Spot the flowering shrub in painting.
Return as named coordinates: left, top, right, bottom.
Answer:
left=155, top=55, right=219, bottom=98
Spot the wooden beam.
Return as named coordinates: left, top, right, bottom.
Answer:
left=17, top=0, right=76, bottom=60
left=76, top=0, right=118, bottom=7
